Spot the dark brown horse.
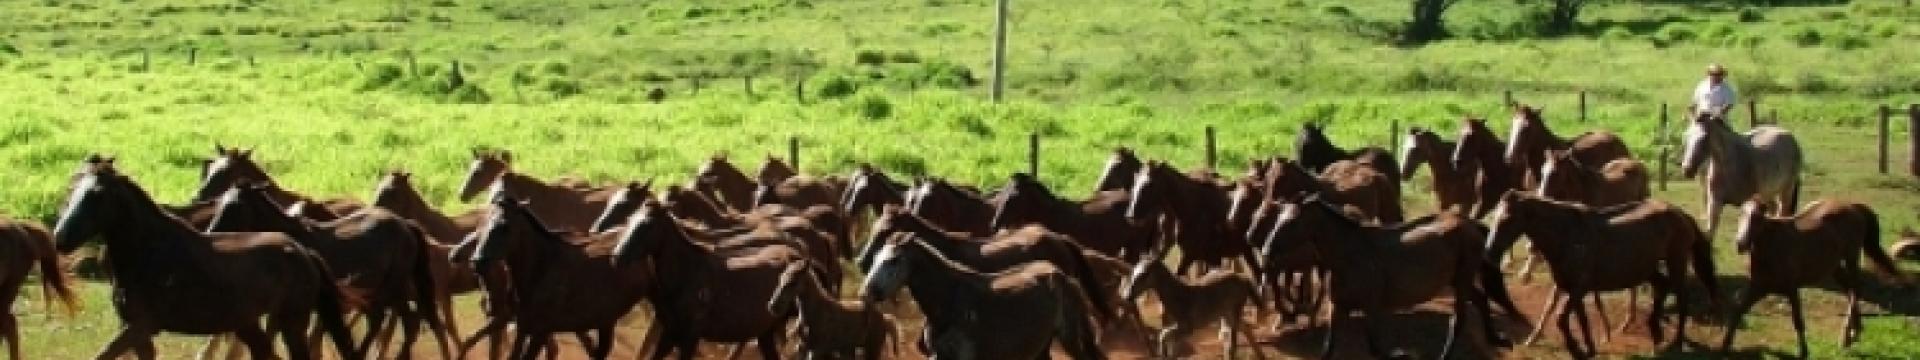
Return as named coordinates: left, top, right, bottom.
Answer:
left=990, top=173, right=1153, bottom=262
left=587, top=180, right=657, bottom=233
left=369, top=170, right=486, bottom=342
left=906, top=177, right=998, bottom=237
left=54, top=157, right=354, bottom=359
left=855, top=206, right=1115, bottom=323
left=859, top=236, right=1105, bottom=359
left=190, top=145, right=363, bottom=217
left=1502, top=105, right=1633, bottom=190
left=463, top=195, right=655, bottom=359
left=692, top=155, right=759, bottom=214
left=0, top=217, right=77, bottom=359
left=1485, top=192, right=1721, bottom=358
left=756, top=155, right=800, bottom=188
left=1449, top=117, right=1528, bottom=219
left=208, top=182, right=452, bottom=359
left=1537, top=150, right=1651, bottom=208
left=1722, top=200, right=1907, bottom=359
left=1260, top=196, right=1517, bottom=359
left=1260, top=158, right=1402, bottom=223
left=612, top=200, right=804, bottom=360
left=1296, top=122, right=1403, bottom=183
left=841, top=163, right=909, bottom=218
left=1399, top=126, right=1480, bottom=214
left=1126, top=161, right=1262, bottom=275
left=1093, top=147, right=1145, bottom=192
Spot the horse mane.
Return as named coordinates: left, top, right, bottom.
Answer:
left=897, top=236, right=993, bottom=281
left=99, top=170, right=199, bottom=231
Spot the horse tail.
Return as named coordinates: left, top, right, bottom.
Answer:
left=1689, top=228, right=1725, bottom=312
left=309, top=255, right=361, bottom=359
left=17, top=224, right=77, bottom=315
left=1858, top=208, right=1909, bottom=285
left=1053, top=236, right=1117, bottom=323
left=1053, top=274, right=1106, bottom=360
left=404, top=222, right=452, bottom=348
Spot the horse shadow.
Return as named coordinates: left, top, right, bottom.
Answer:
left=1258, top=305, right=1519, bottom=360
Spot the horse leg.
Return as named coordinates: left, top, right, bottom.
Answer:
left=1358, top=309, right=1400, bottom=359
left=1319, top=304, right=1345, bottom=360
left=1704, top=201, right=1723, bottom=243
left=193, top=336, right=224, bottom=360
left=357, top=310, right=390, bottom=358
left=1156, top=325, right=1178, bottom=358
left=1840, top=256, right=1864, bottom=347
left=132, top=337, right=156, bottom=360
left=1439, top=285, right=1471, bottom=358
left=1786, top=290, right=1810, bottom=359
left=758, top=329, right=785, bottom=360
left=1608, top=286, right=1639, bottom=343
left=1556, top=292, right=1584, bottom=359
left=398, top=304, right=429, bottom=360
left=1571, top=292, right=1598, bottom=358
left=1590, top=292, right=1612, bottom=342
left=1717, top=289, right=1764, bottom=356
left=1523, top=286, right=1563, bottom=346
left=1665, top=259, right=1691, bottom=352
left=456, top=318, right=506, bottom=360
left=232, top=326, right=277, bottom=360
left=0, top=313, right=16, bottom=360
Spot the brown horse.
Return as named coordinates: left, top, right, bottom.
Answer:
left=455, top=150, right=625, bottom=233
left=1722, top=200, right=1907, bottom=359
left=859, top=236, right=1105, bottom=359
left=1295, top=122, right=1403, bottom=183
left=587, top=180, right=657, bottom=233
left=612, top=200, right=803, bottom=360
left=841, top=163, right=909, bottom=218
left=0, top=217, right=78, bottom=359
left=54, top=157, right=355, bottom=359
left=906, top=177, right=998, bottom=237
left=756, top=155, right=800, bottom=188
left=1126, top=160, right=1262, bottom=275
left=208, top=182, right=453, bottom=359
left=462, top=195, right=654, bottom=359
left=856, top=206, right=1115, bottom=321
left=1260, top=158, right=1402, bottom=223
left=1449, top=117, right=1528, bottom=219
left=1485, top=192, right=1721, bottom=358
left=692, top=155, right=759, bottom=214
left=1260, top=196, right=1517, bottom=359
left=1537, top=150, right=1651, bottom=208
left=766, top=259, right=898, bottom=360
left=1241, top=197, right=1331, bottom=328
left=1399, top=126, right=1480, bottom=214
left=1120, top=249, right=1265, bottom=359
left=990, top=173, right=1153, bottom=262
left=369, top=170, right=486, bottom=341
left=1502, top=105, right=1633, bottom=189
left=1093, top=147, right=1145, bottom=192
left=190, top=145, right=363, bottom=217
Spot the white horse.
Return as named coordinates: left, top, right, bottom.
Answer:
left=1681, top=113, right=1803, bottom=242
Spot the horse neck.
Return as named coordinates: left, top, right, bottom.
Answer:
left=650, top=222, right=719, bottom=287
left=792, top=271, right=842, bottom=318
left=901, top=240, right=990, bottom=290
left=1509, top=202, right=1589, bottom=263
left=103, top=188, right=215, bottom=283
left=501, top=172, right=582, bottom=210
left=668, top=193, right=729, bottom=225
left=382, top=189, right=460, bottom=241
left=1139, top=262, right=1186, bottom=303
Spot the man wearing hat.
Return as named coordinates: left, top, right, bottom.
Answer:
left=1692, top=63, right=1737, bottom=119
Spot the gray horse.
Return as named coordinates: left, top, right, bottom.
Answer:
left=1681, top=113, right=1803, bottom=242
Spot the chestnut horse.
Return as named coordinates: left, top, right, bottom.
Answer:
left=1093, top=147, right=1145, bottom=192
left=1259, top=158, right=1402, bottom=223
left=1120, top=248, right=1265, bottom=359
left=860, top=236, right=1105, bottom=359
left=908, top=177, right=998, bottom=237
left=766, top=260, right=899, bottom=360
left=841, top=163, right=909, bottom=218
left=1126, top=160, right=1262, bottom=275
left=1502, top=105, right=1633, bottom=190
left=1449, top=117, right=1527, bottom=219
left=1722, top=200, right=1905, bottom=359
left=1295, top=122, right=1402, bottom=183
left=1260, top=197, right=1517, bottom=358
left=1399, top=126, right=1480, bottom=214
left=691, top=155, right=759, bottom=214
left=463, top=195, right=654, bottom=359
left=613, top=200, right=804, bottom=360
left=54, top=157, right=354, bottom=359
left=990, top=173, right=1152, bottom=262
left=1485, top=192, right=1721, bottom=359
left=190, top=145, right=363, bottom=218
left=455, top=150, right=627, bottom=233
left=0, top=217, right=78, bottom=359
left=855, top=207, right=1115, bottom=323
left=1537, top=149, right=1651, bottom=208
left=207, top=182, right=452, bottom=359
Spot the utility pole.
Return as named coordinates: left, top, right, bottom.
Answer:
left=990, top=0, right=1009, bottom=103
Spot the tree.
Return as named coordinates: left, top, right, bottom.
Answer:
left=1404, top=0, right=1464, bottom=44
left=1546, top=0, right=1587, bottom=35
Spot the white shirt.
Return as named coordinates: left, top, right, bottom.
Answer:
left=1693, top=78, right=1736, bottom=118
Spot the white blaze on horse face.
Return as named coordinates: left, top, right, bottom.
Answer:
left=1122, top=259, right=1152, bottom=298
left=59, top=175, right=99, bottom=223
left=1681, top=122, right=1709, bottom=171
left=1127, top=169, right=1152, bottom=216
left=1537, top=158, right=1559, bottom=197
left=1505, top=115, right=1526, bottom=161
left=204, top=157, right=232, bottom=184
left=1733, top=203, right=1760, bottom=250
left=860, top=244, right=909, bottom=300
left=1400, top=133, right=1420, bottom=166
left=1098, top=155, right=1121, bottom=187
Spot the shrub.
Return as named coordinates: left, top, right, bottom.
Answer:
left=1654, top=23, right=1697, bottom=45
left=1600, top=26, right=1635, bottom=41
left=853, top=49, right=887, bottom=66
left=1790, top=26, right=1824, bottom=47
left=812, top=72, right=859, bottom=99
left=850, top=92, right=893, bottom=120
left=0, top=42, right=17, bottom=55
left=1322, top=5, right=1351, bottom=17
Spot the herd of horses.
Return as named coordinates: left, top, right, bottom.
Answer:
left=4, top=104, right=1911, bottom=359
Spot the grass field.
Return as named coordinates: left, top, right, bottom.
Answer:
left=3, top=0, right=1920, bottom=358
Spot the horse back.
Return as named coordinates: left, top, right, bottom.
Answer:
left=1570, top=131, right=1632, bottom=165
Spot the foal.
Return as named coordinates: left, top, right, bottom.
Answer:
left=1721, top=200, right=1907, bottom=359
left=766, top=259, right=898, bottom=360
left=1120, top=250, right=1264, bottom=359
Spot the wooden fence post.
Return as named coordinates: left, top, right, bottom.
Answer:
left=990, top=0, right=1009, bottom=103
left=1747, top=100, right=1759, bottom=129
left=691, top=75, right=703, bottom=95
left=1658, top=103, right=1670, bottom=191
left=1503, top=90, right=1514, bottom=106
left=1389, top=119, right=1401, bottom=154
left=1578, top=91, right=1588, bottom=123
left=1027, top=133, right=1040, bottom=178
left=1880, top=105, right=1892, bottom=174
left=139, top=49, right=150, bottom=72
left=788, top=136, right=800, bottom=174
left=744, top=75, right=754, bottom=97
left=1204, top=126, right=1218, bottom=170
left=1910, top=104, right=1920, bottom=177
left=795, top=76, right=806, bottom=104
left=188, top=48, right=198, bottom=66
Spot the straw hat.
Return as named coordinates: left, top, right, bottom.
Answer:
left=1706, top=63, right=1727, bottom=76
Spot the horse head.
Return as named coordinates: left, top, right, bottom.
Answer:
left=195, top=145, right=270, bottom=203
left=458, top=149, right=513, bottom=202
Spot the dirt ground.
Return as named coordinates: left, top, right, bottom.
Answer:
left=439, top=278, right=1725, bottom=360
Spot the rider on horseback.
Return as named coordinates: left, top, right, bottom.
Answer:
left=1692, top=63, right=1737, bottom=119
